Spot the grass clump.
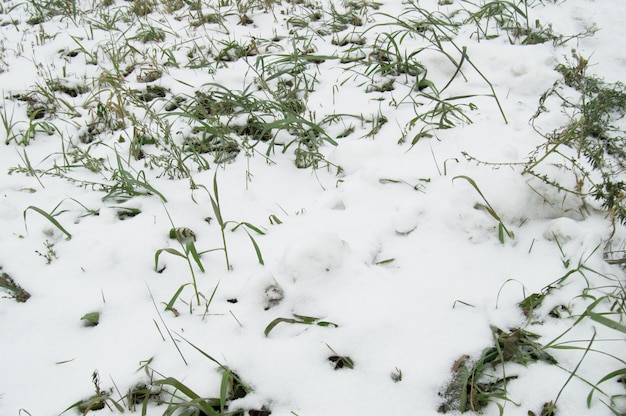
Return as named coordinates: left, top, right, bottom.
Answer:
left=0, top=270, right=31, bottom=302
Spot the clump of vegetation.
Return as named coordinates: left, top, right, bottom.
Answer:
left=438, top=327, right=556, bottom=414
left=0, top=270, right=31, bottom=302
left=526, top=51, right=626, bottom=223
left=65, top=343, right=270, bottom=415
left=62, top=371, right=124, bottom=414
left=441, top=248, right=626, bottom=414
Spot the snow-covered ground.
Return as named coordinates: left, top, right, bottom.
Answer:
left=1, top=0, right=625, bottom=415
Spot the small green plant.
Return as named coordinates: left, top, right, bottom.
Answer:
left=206, top=172, right=265, bottom=270
left=35, top=239, right=58, bottom=264
left=155, top=219, right=206, bottom=307
left=326, top=344, right=354, bottom=370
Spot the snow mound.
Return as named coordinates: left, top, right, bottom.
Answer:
left=282, top=232, right=351, bottom=281
left=544, top=217, right=581, bottom=242
left=391, top=206, right=420, bottom=235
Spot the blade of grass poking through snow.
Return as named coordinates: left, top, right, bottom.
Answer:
left=231, top=222, right=265, bottom=265
left=154, top=246, right=202, bottom=306
left=165, top=283, right=191, bottom=315
left=17, top=149, right=45, bottom=189
left=209, top=172, right=230, bottom=270
left=587, top=312, right=626, bottom=334
left=269, top=214, right=282, bottom=224
left=544, top=297, right=605, bottom=349
left=453, top=175, right=513, bottom=242
left=219, top=370, right=230, bottom=413
left=154, top=247, right=187, bottom=269
left=147, top=285, right=187, bottom=365
left=158, top=205, right=205, bottom=306
left=23, top=205, right=72, bottom=239
left=264, top=314, right=339, bottom=337
left=588, top=368, right=626, bottom=408
left=552, top=329, right=597, bottom=410
left=202, top=282, right=220, bottom=320
left=178, top=333, right=227, bottom=368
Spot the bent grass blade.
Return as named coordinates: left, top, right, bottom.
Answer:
left=23, top=205, right=72, bottom=239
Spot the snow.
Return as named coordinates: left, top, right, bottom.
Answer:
left=0, top=0, right=625, bottom=415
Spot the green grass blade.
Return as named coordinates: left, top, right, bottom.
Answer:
left=219, top=370, right=230, bottom=413
left=166, top=283, right=191, bottom=312
left=154, top=248, right=186, bottom=271
left=154, top=377, right=219, bottom=415
left=231, top=221, right=266, bottom=235
left=154, top=377, right=200, bottom=399
left=185, top=240, right=205, bottom=272
left=210, top=194, right=224, bottom=227
left=554, top=329, right=596, bottom=407
left=23, top=205, right=72, bottom=239
left=588, top=312, right=626, bottom=334
left=597, top=367, right=626, bottom=385
left=264, top=317, right=298, bottom=337
left=247, top=231, right=264, bottom=265
left=453, top=176, right=513, bottom=239
left=176, top=333, right=226, bottom=370
left=269, top=214, right=282, bottom=225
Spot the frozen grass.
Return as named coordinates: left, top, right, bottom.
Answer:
left=1, top=0, right=626, bottom=415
